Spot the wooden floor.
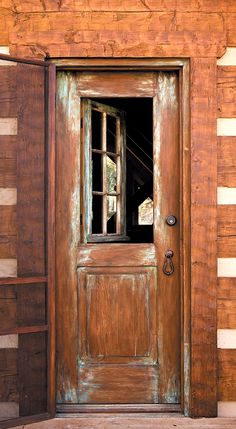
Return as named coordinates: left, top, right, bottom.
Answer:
left=13, top=415, right=236, bottom=429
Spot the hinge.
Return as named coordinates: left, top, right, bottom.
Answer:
left=80, top=213, right=83, bottom=226
left=81, top=117, right=83, bottom=129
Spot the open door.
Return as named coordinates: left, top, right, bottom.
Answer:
left=0, top=54, right=55, bottom=427
left=56, top=71, right=181, bottom=413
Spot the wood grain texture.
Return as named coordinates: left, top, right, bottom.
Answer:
left=77, top=244, right=157, bottom=267
left=77, top=72, right=155, bottom=98
left=218, top=236, right=236, bottom=257
left=78, top=266, right=158, bottom=403
left=7, top=0, right=236, bottom=13
left=190, top=58, right=217, bottom=417
left=0, top=349, right=18, bottom=403
left=218, top=349, right=236, bottom=401
left=218, top=299, right=236, bottom=329
left=0, top=67, right=16, bottom=117
left=153, top=71, right=180, bottom=404
left=218, top=137, right=236, bottom=187
left=10, top=416, right=236, bottom=428
left=18, top=332, right=47, bottom=416
left=56, top=72, right=81, bottom=403
left=0, top=283, right=46, bottom=331
left=217, top=67, right=236, bottom=117
left=218, top=278, right=236, bottom=300
left=9, top=31, right=226, bottom=59
left=218, top=206, right=236, bottom=236
left=0, top=159, right=16, bottom=187
left=0, top=206, right=16, bottom=236
left=9, top=12, right=225, bottom=33
left=16, top=63, right=46, bottom=276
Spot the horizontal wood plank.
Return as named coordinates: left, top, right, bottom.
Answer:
left=218, top=299, right=236, bottom=328
left=0, top=158, right=16, bottom=187
left=9, top=12, right=225, bottom=33
left=0, top=349, right=18, bottom=402
left=0, top=67, right=17, bottom=117
left=77, top=72, right=155, bottom=97
left=218, top=206, right=236, bottom=236
left=218, top=349, right=236, bottom=401
left=0, top=136, right=16, bottom=159
left=77, top=243, right=157, bottom=267
left=0, top=206, right=16, bottom=235
left=0, top=236, right=17, bottom=259
left=218, top=137, right=236, bottom=187
left=217, top=68, right=236, bottom=117
left=218, top=278, right=236, bottom=300
left=8, top=0, right=236, bottom=12
left=217, top=236, right=236, bottom=257
left=9, top=31, right=226, bottom=59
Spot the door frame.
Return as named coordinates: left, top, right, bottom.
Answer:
left=54, top=57, right=217, bottom=417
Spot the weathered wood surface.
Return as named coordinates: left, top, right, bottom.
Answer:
left=5, top=1, right=236, bottom=12
left=56, top=72, right=81, bottom=403
left=77, top=72, right=155, bottom=98
left=11, top=416, right=236, bottom=429
left=218, top=349, right=236, bottom=401
left=16, top=63, right=46, bottom=276
left=218, top=278, right=236, bottom=300
left=18, top=332, right=47, bottom=416
left=153, top=72, right=180, bottom=404
left=0, top=349, right=18, bottom=403
left=190, top=58, right=217, bottom=417
left=78, top=266, right=158, bottom=403
left=218, top=206, right=236, bottom=236
left=0, top=67, right=16, bottom=117
left=77, top=244, right=157, bottom=267
left=218, top=137, right=236, bottom=187
left=9, top=31, right=226, bottom=59
left=218, top=299, right=236, bottom=328
left=217, top=67, right=236, bottom=117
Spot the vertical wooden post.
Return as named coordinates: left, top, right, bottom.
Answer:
left=190, top=58, right=217, bottom=417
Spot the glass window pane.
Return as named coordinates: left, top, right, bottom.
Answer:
left=107, top=195, right=117, bottom=233
left=92, top=152, right=103, bottom=192
left=92, top=109, right=102, bottom=150
left=106, top=155, right=117, bottom=193
left=92, top=195, right=103, bottom=234
left=138, top=197, right=153, bottom=225
left=107, top=115, right=117, bottom=154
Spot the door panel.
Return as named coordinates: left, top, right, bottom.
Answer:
left=78, top=266, right=157, bottom=403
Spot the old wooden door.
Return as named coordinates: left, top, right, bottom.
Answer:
left=56, top=70, right=180, bottom=412
left=0, top=54, right=55, bottom=427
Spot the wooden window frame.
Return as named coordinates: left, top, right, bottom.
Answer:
left=82, top=99, right=127, bottom=242
left=53, top=57, right=217, bottom=418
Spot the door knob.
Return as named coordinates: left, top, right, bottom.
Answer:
left=166, top=215, right=177, bottom=226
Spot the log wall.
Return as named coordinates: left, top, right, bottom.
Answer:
left=1, top=0, right=236, bottom=419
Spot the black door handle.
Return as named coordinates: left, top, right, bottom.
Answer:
left=162, top=250, right=174, bottom=276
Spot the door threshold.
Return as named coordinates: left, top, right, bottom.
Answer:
left=56, top=404, right=181, bottom=414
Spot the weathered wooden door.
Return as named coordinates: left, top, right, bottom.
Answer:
left=56, top=71, right=180, bottom=411
left=0, top=54, right=55, bottom=427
